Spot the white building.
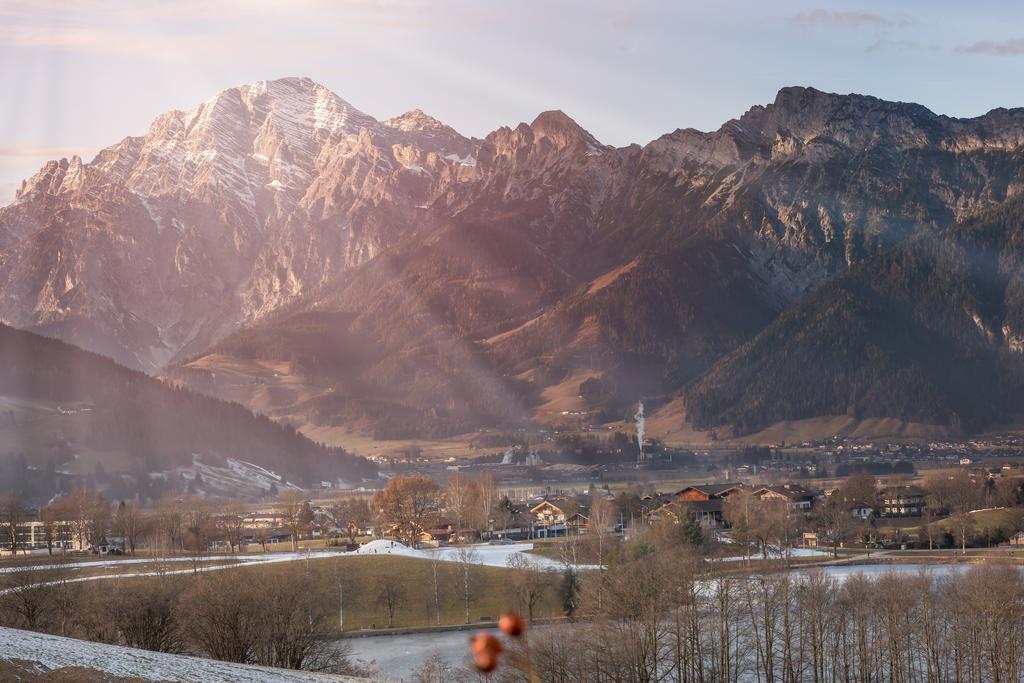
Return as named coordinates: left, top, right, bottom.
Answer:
left=0, top=521, right=84, bottom=553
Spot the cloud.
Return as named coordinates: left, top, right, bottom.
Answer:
left=0, top=1, right=436, bottom=61
left=958, top=39, right=1024, bottom=57
left=0, top=23, right=228, bottom=61
left=865, top=34, right=941, bottom=54
left=792, top=9, right=913, bottom=29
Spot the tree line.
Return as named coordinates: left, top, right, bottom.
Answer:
left=470, top=521, right=1024, bottom=683
left=0, top=567, right=368, bottom=676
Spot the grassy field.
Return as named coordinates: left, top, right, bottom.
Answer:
left=3, top=550, right=569, bottom=632
left=11, top=559, right=247, bottom=580
left=222, top=554, right=565, bottom=633
left=896, top=507, right=1023, bottom=538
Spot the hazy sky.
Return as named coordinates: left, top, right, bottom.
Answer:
left=2, top=0, right=1024, bottom=200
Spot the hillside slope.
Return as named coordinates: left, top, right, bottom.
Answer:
left=0, top=324, right=374, bottom=497
left=685, top=197, right=1024, bottom=435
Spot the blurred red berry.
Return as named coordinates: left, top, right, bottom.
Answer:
left=499, top=611, right=526, bottom=637
left=471, top=631, right=503, bottom=655
left=470, top=632, right=503, bottom=672
left=474, top=649, right=499, bottom=672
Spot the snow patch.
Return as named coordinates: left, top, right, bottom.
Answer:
left=444, top=152, right=476, bottom=166
left=402, top=163, right=429, bottom=176
left=354, top=539, right=426, bottom=557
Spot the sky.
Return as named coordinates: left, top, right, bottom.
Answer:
left=2, top=0, right=1024, bottom=200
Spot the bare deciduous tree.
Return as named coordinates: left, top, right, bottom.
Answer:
left=473, top=473, right=499, bottom=532
left=374, top=570, right=407, bottom=628
left=506, top=553, right=552, bottom=623
left=814, top=496, right=856, bottom=558
left=331, top=496, right=372, bottom=545
left=454, top=546, right=479, bottom=625
left=277, top=490, right=309, bottom=553
left=0, top=570, right=56, bottom=629
left=371, top=474, right=440, bottom=547
left=112, top=576, right=185, bottom=652
left=588, top=494, right=615, bottom=568
left=218, top=504, right=246, bottom=553
left=114, top=500, right=145, bottom=555
left=444, top=473, right=477, bottom=530
left=0, top=492, right=24, bottom=554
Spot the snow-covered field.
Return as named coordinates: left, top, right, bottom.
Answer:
left=0, top=626, right=359, bottom=682
left=429, top=542, right=589, bottom=570
left=356, top=539, right=595, bottom=570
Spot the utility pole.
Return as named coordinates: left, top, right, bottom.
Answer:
left=339, top=580, right=344, bottom=630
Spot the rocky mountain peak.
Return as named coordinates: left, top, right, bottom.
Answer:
left=477, top=110, right=606, bottom=176
left=530, top=110, right=603, bottom=152
left=384, top=108, right=449, bottom=132
left=16, top=155, right=85, bottom=199
left=732, top=86, right=957, bottom=153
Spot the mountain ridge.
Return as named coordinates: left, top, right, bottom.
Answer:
left=9, top=79, right=1024, bottom=443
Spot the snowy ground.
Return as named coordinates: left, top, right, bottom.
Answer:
left=428, top=542, right=594, bottom=570
left=0, top=626, right=360, bottom=682
left=709, top=547, right=831, bottom=562
left=354, top=539, right=586, bottom=570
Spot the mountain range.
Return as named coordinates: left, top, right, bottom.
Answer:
left=7, top=77, right=1024, bottom=448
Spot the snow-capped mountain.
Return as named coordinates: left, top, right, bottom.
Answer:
left=0, top=77, right=476, bottom=370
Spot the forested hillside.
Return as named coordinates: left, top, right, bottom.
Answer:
left=0, top=324, right=375, bottom=486
left=686, top=197, right=1024, bottom=435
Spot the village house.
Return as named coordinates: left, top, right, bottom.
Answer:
left=418, top=526, right=452, bottom=547
left=880, top=485, right=926, bottom=517
left=482, top=509, right=533, bottom=541
left=674, top=483, right=747, bottom=503
left=566, top=512, right=591, bottom=535
left=530, top=498, right=567, bottom=525
left=649, top=500, right=723, bottom=529
left=752, top=484, right=815, bottom=512
left=241, top=512, right=285, bottom=529
left=639, top=493, right=675, bottom=523
left=417, top=519, right=475, bottom=547
left=529, top=497, right=588, bottom=538
left=848, top=502, right=875, bottom=521
left=659, top=484, right=748, bottom=528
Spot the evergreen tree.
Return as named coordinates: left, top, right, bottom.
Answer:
left=559, top=568, right=581, bottom=618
